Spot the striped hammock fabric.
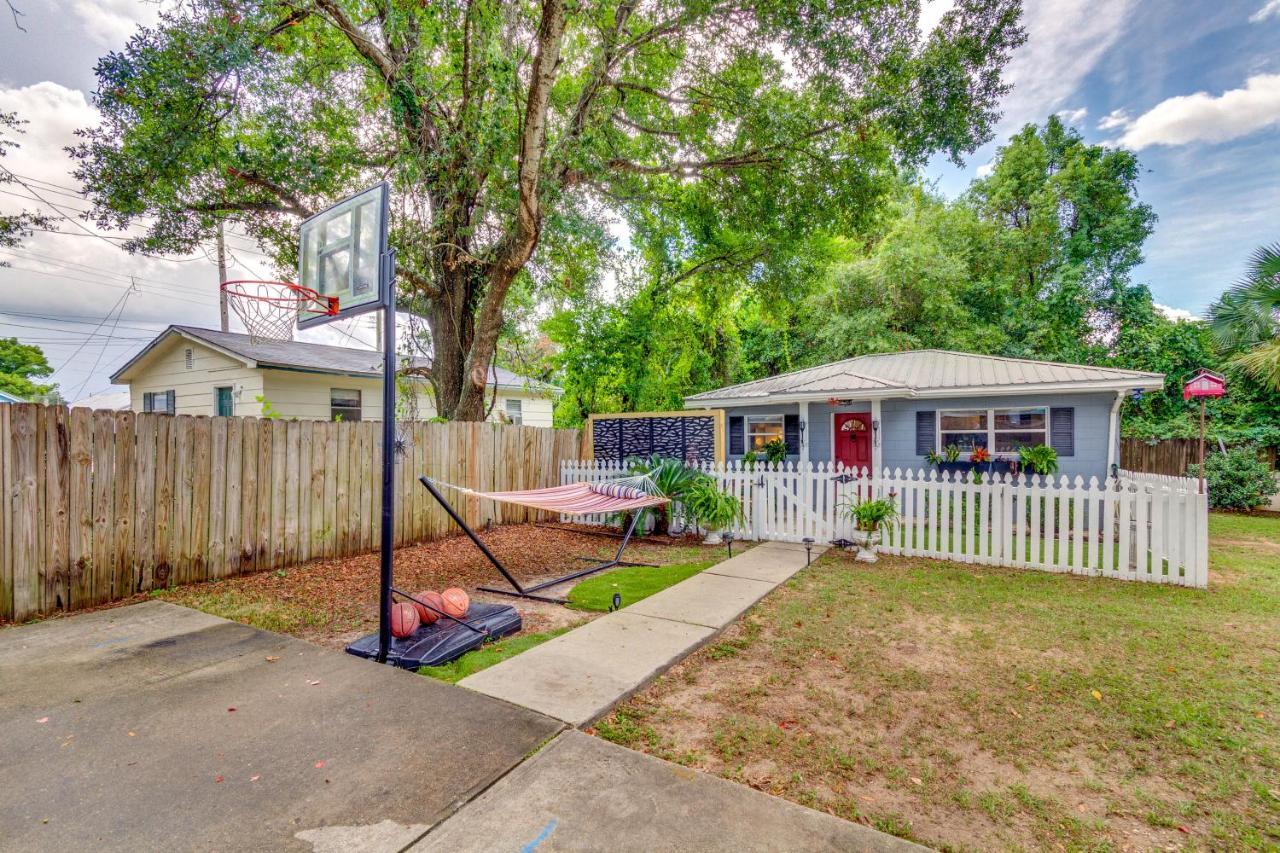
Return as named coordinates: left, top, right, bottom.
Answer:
left=463, top=481, right=668, bottom=514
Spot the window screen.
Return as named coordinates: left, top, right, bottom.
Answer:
left=504, top=398, right=523, bottom=425
left=330, top=388, right=362, bottom=421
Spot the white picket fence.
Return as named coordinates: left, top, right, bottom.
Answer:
left=561, top=460, right=1209, bottom=588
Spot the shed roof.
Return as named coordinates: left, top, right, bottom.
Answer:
left=685, top=349, right=1164, bottom=403
left=111, top=326, right=560, bottom=394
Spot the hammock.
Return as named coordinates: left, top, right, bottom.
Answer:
left=418, top=476, right=666, bottom=603
left=429, top=479, right=669, bottom=515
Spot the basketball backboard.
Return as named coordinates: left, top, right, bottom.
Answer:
left=298, top=183, right=390, bottom=328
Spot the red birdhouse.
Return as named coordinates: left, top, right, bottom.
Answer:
left=1183, top=368, right=1225, bottom=400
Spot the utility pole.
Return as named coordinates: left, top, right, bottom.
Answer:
left=216, top=222, right=229, bottom=332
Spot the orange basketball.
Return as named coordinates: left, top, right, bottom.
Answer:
left=390, top=602, right=420, bottom=638
left=441, top=587, right=470, bottom=619
left=412, top=591, right=443, bottom=625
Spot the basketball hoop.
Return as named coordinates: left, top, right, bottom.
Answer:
left=221, top=280, right=338, bottom=343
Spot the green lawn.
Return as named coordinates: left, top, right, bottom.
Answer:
left=595, top=512, right=1280, bottom=851
left=567, top=560, right=715, bottom=612
left=418, top=624, right=579, bottom=682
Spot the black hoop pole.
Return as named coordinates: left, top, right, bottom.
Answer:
left=375, top=244, right=397, bottom=663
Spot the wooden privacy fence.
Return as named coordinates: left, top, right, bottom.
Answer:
left=0, top=403, right=581, bottom=622
left=1121, top=437, right=1277, bottom=476
left=564, top=460, right=1210, bottom=588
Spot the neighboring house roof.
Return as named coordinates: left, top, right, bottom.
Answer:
left=111, top=326, right=561, bottom=394
left=685, top=349, right=1165, bottom=404
left=73, top=389, right=131, bottom=410
left=0, top=388, right=27, bottom=403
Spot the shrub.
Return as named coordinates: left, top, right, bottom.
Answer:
left=1187, top=446, right=1278, bottom=510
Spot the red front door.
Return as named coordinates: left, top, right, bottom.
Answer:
left=834, top=413, right=872, bottom=471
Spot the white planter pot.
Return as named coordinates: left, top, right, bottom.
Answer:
left=703, top=530, right=724, bottom=546
left=854, top=529, right=881, bottom=563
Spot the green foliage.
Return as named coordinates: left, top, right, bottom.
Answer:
left=567, top=560, right=714, bottom=613
left=681, top=479, right=743, bottom=532
left=0, top=336, right=55, bottom=400
left=844, top=497, right=900, bottom=533
left=627, top=454, right=707, bottom=535
left=74, top=0, right=1024, bottom=421
left=1017, top=444, right=1059, bottom=476
left=741, top=450, right=760, bottom=470
left=762, top=438, right=789, bottom=464
left=924, top=449, right=944, bottom=466
left=0, top=112, right=53, bottom=263
left=255, top=395, right=281, bottom=420
left=1187, top=447, right=1279, bottom=511
left=942, top=444, right=962, bottom=463
left=1208, top=242, right=1280, bottom=392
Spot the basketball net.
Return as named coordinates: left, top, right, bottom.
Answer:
left=222, top=280, right=333, bottom=344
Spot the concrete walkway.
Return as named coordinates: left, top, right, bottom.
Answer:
left=414, top=730, right=921, bottom=852
left=459, top=541, right=821, bottom=727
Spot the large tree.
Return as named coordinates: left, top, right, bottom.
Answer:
left=0, top=336, right=55, bottom=400
left=74, top=0, right=1022, bottom=419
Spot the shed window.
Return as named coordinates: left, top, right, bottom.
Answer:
left=330, top=388, right=362, bottom=421
left=937, top=407, right=1049, bottom=455
left=746, top=415, right=785, bottom=451
left=504, top=398, right=523, bottom=425
left=143, top=390, right=175, bottom=415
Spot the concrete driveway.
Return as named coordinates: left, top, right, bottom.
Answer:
left=0, top=601, right=562, bottom=852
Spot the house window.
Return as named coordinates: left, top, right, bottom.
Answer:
left=184, top=348, right=194, bottom=370
left=938, top=407, right=1049, bottom=455
left=504, top=398, right=523, bottom=425
left=331, top=388, right=362, bottom=421
left=746, top=415, right=785, bottom=451
left=215, top=386, right=233, bottom=417
left=143, top=390, right=176, bottom=415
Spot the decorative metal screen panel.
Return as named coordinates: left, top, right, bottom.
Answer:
left=591, top=414, right=718, bottom=463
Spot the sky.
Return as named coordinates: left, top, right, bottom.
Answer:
left=0, top=0, right=1278, bottom=401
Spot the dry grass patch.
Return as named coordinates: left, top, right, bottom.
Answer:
left=594, top=513, right=1280, bottom=850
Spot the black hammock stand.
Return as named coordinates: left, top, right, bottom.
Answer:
left=417, top=476, right=657, bottom=604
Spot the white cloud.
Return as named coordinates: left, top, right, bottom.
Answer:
left=1055, top=106, right=1088, bottom=125
left=1249, top=0, right=1280, bottom=23
left=1117, top=73, right=1280, bottom=149
left=70, top=0, right=159, bottom=48
left=975, top=161, right=995, bottom=178
left=918, top=0, right=957, bottom=36
left=997, top=0, right=1137, bottom=131
left=1096, top=108, right=1132, bottom=131
left=1155, top=303, right=1198, bottom=322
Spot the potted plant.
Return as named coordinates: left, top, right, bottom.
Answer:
left=1018, top=444, right=1059, bottom=478
left=762, top=438, right=789, bottom=465
left=682, top=477, right=744, bottom=545
left=936, top=443, right=966, bottom=476
left=741, top=449, right=760, bottom=471
left=842, top=496, right=900, bottom=563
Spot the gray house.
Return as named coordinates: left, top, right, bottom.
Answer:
left=684, top=350, right=1165, bottom=481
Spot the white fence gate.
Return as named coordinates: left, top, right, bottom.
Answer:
left=562, top=460, right=1209, bottom=588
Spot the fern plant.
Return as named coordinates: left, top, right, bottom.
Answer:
left=1018, top=444, right=1059, bottom=475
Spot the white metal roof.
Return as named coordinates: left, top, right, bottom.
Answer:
left=685, top=349, right=1164, bottom=404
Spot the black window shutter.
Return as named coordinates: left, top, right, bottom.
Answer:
left=143, top=392, right=153, bottom=413
left=915, top=411, right=936, bottom=456
left=1050, top=407, right=1074, bottom=456
left=784, top=414, right=800, bottom=455
left=728, top=416, right=744, bottom=455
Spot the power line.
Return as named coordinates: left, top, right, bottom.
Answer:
left=50, top=285, right=136, bottom=381
left=0, top=308, right=170, bottom=328
left=0, top=264, right=219, bottom=306
left=71, top=278, right=137, bottom=400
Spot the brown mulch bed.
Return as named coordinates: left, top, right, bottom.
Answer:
left=6, top=524, right=721, bottom=650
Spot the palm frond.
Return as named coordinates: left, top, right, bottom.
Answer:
left=1230, top=338, right=1280, bottom=392
left=1208, top=241, right=1280, bottom=350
